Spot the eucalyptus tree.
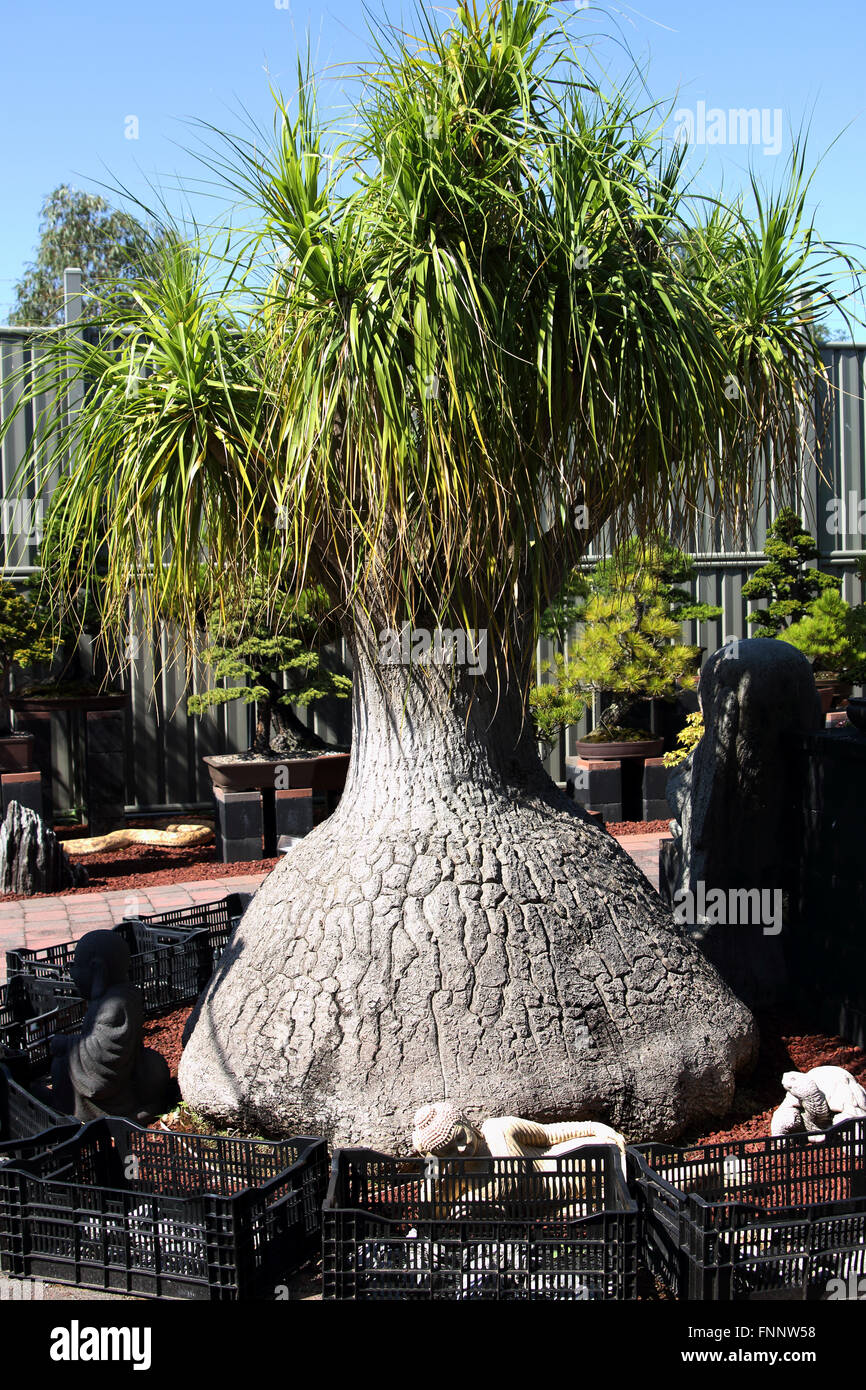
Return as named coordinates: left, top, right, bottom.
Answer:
left=8, top=3, right=854, bottom=1146
left=9, top=185, right=156, bottom=326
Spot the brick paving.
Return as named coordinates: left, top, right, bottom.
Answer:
left=0, top=874, right=268, bottom=983
left=0, top=833, right=670, bottom=981
left=615, top=831, right=670, bottom=890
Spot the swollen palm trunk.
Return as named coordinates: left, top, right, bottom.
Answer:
left=179, top=635, right=756, bottom=1148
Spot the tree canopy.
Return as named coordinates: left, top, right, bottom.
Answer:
left=9, top=185, right=154, bottom=327
left=5, top=2, right=858, bottom=693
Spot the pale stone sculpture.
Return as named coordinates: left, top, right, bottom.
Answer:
left=411, top=1101, right=627, bottom=1168
left=770, top=1066, right=866, bottom=1136
left=410, top=1101, right=628, bottom=1216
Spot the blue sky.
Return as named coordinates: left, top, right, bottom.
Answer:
left=2, top=0, right=864, bottom=330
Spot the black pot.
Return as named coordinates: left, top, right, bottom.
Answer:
left=0, top=732, right=34, bottom=772
left=845, top=697, right=866, bottom=734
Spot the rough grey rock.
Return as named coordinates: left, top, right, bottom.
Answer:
left=0, top=800, right=88, bottom=895
left=664, top=637, right=821, bottom=1007
left=179, top=643, right=757, bottom=1150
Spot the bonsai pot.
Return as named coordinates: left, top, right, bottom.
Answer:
left=204, top=753, right=316, bottom=793
left=0, top=731, right=34, bottom=773
left=312, top=752, right=351, bottom=792
left=9, top=690, right=129, bottom=714
left=814, top=675, right=853, bottom=716
left=574, top=736, right=664, bottom=761
left=204, top=751, right=350, bottom=795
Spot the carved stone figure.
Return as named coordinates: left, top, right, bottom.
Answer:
left=770, top=1066, right=866, bottom=1136
left=411, top=1100, right=627, bottom=1168
left=410, top=1101, right=628, bottom=1215
left=662, top=637, right=821, bottom=1007
left=50, top=931, right=171, bottom=1123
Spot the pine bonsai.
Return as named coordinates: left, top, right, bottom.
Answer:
left=742, top=508, right=837, bottom=633
left=187, top=573, right=350, bottom=755
left=778, top=588, right=866, bottom=680
left=531, top=540, right=721, bottom=744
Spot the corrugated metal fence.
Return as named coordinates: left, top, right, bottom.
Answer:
left=2, top=291, right=864, bottom=809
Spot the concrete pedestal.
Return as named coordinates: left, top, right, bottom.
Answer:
left=0, top=770, right=43, bottom=819
left=565, top=757, right=622, bottom=821
left=12, top=711, right=53, bottom=822
left=85, top=709, right=126, bottom=835
left=213, top=787, right=264, bottom=863
left=275, top=788, right=314, bottom=840
left=642, top=757, right=671, bottom=822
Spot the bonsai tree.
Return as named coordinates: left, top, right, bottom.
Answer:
left=0, top=580, right=58, bottom=730
left=19, top=541, right=119, bottom=700
left=187, top=571, right=351, bottom=755
left=778, top=588, right=866, bottom=681
left=531, top=540, right=721, bottom=745
left=7, top=4, right=852, bottom=1147
left=742, top=508, right=837, bottom=632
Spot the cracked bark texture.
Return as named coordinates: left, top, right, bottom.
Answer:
left=179, top=636, right=757, bottom=1149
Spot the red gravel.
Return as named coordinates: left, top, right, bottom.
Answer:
left=686, top=1011, right=866, bottom=1147
left=143, top=1005, right=193, bottom=1078
left=0, top=843, right=279, bottom=902
left=605, top=819, right=671, bottom=836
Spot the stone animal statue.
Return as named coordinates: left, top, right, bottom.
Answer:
left=412, top=1100, right=627, bottom=1164
left=770, top=1066, right=866, bottom=1137
left=411, top=1101, right=628, bottom=1217
left=49, top=931, right=171, bottom=1124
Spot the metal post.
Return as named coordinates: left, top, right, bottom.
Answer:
left=62, top=266, right=84, bottom=437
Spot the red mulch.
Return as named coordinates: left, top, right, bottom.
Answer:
left=143, top=1005, right=193, bottom=1078
left=0, top=823, right=670, bottom=902
left=605, top=819, right=671, bottom=836
left=687, top=1010, right=866, bottom=1146
left=0, top=842, right=279, bottom=901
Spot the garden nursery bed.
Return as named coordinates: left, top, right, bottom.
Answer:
left=0, top=844, right=279, bottom=901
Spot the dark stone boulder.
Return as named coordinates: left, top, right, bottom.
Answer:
left=662, top=637, right=821, bottom=1008
left=0, top=800, right=88, bottom=896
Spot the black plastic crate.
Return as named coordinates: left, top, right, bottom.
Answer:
left=0, top=1065, right=79, bottom=1262
left=3, top=972, right=80, bottom=1017
left=5, top=940, right=78, bottom=981
left=113, top=922, right=215, bottom=1007
left=630, top=1118, right=866, bottom=1300
left=0, top=986, right=86, bottom=1079
left=6, top=932, right=212, bottom=1017
left=0, top=1065, right=75, bottom=1151
left=323, top=1146, right=638, bottom=1300
left=118, top=892, right=248, bottom=971
left=0, top=1118, right=328, bottom=1300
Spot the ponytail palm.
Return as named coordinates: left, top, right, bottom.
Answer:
left=8, top=2, right=857, bottom=1147
left=9, top=235, right=276, bottom=642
